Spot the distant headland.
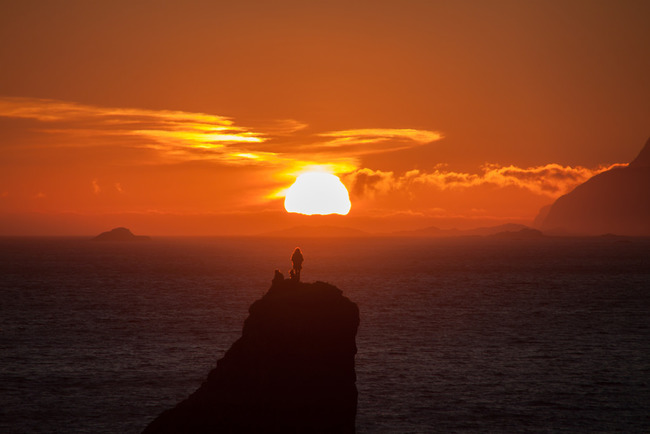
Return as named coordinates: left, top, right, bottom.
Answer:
left=93, top=227, right=150, bottom=241
left=537, top=137, right=650, bottom=236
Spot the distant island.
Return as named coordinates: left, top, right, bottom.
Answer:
left=537, top=137, right=650, bottom=236
left=93, top=227, right=150, bottom=241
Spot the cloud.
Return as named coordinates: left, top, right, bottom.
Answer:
left=4, top=96, right=620, bottom=214
left=0, top=97, right=267, bottom=164
left=476, top=163, right=626, bottom=195
left=343, top=163, right=626, bottom=198
left=313, top=128, right=442, bottom=155
left=0, top=97, right=446, bottom=194
left=0, top=96, right=233, bottom=126
left=321, top=128, right=441, bottom=144
left=342, top=168, right=398, bottom=198
left=0, top=98, right=442, bottom=170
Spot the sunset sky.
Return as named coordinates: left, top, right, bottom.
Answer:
left=1, top=0, right=649, bottom=235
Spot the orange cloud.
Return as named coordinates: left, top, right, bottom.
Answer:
left=476, top=163, right=627, bottom=195
left=290, top=128, right=442, bottom=157
left=0, top=97, right=446, bottom=204
left=2, top=96, right=623, bottom=223
left=0, top=98, right=443, bottom=172
left=0, top=97, right=268, bottom=164
left=0, top=96, right=232, bottom=125
left=342, top=168, right=398, bottom=198
left=319, top=128, right=441, bottom=151
left=343, top=163, right=626, bottom=199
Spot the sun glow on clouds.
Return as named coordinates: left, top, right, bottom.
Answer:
left=0, top=96, right=266, bottom=161
left=0, top=96, right=625, bottom=222
left=0, top=97, right=440, bottom=196
left=0, top=99, right=441, bottom=172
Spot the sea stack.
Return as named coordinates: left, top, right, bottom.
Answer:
left=142, top=277, right=359, bottom=433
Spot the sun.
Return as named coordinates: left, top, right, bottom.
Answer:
left=284, top=172, right=352, bottom=215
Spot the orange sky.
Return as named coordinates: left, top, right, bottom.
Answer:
left=1, top=0, right=648, bottom=235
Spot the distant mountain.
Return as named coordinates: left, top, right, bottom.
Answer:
left=489, top=227, right=545, bottom=240
left=93, top=227, right=150, bottom=241
left=464, top=223, right=532, bottom=236
left=394, top=223, right=530, bottom=237
left=260, top=225, right=369, bottom=237
left=392, top=226, right=461, bottom=237
left=538, top=138, right=650, bottom=236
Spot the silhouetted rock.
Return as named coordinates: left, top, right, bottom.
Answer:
left=93, top=227, right=150, bottom=241
left=142, top=278, right=359, bottom=434
left=538, top=138, right=650, bottom=236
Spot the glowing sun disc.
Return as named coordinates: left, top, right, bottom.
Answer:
left=284, top=172, right=351, bottom=215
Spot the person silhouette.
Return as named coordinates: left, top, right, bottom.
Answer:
left=291, top=247, right=304, bottom=281
left=273, top=269, right=284, bottom=284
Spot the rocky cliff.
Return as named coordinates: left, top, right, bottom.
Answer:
left=539, top=138, right=650, bottom=236
left=142, top=277, right=359, bottom=433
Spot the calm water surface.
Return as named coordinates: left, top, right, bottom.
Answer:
left=1, top=236, right=649, bottom=432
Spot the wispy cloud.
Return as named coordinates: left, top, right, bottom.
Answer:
left=0, top=97, right=447, bottom=192
left=0, top=96, right=232, bottom=125
left=0, top=97, right=442, bottom=171
left=312, top=128, right=442, bottom=155
left=0, top=96, right=269, bottom=162
left=321, top=128, right=441, bottom=143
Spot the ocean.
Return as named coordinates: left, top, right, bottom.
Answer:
left=1, top=236, right=649, bottom=433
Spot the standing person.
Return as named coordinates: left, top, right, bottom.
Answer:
left=291, top=247, right=304, bottom=281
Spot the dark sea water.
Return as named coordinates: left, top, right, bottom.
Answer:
left=1, top=236, right=649, bottom=433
